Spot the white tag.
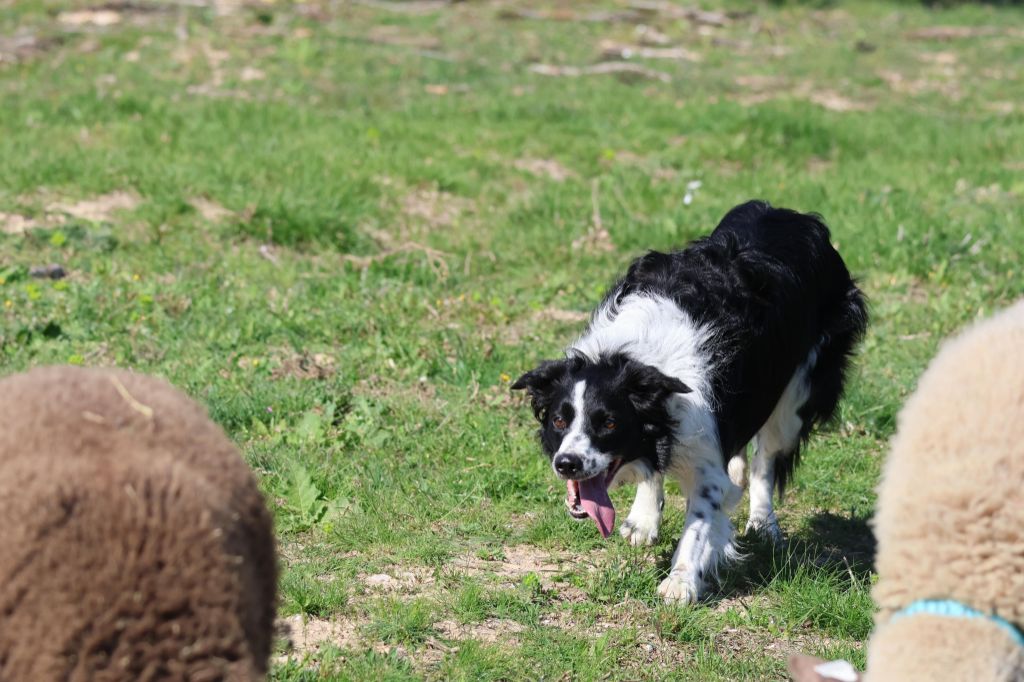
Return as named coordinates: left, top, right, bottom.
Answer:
left=813, top=659, right=860, bottom=682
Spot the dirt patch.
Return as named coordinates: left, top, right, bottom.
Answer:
left=730, top=80, right=870, bottom=111
left=878, top=68, right=961, bottom=100
left=571, top=225, right=615, bottom=253
left=58, top=10, right=122, bottom=27
left=536, top=594, right=654, bottom=634
left=175, top=42, right=267, bottom=101
left=434, top=618, right=525, bottom=644
left=732, top=91, right=777, bottom=107
left=0, top=31, right=64, bottom=64
left=401, top=187, right=471, bottom=229
left=451, top=545, right=591, bottom=589
left=917, top=51, right=958, bottom=66
left=356, top=0, right=451, bottom=14
left=276, top=612, right=451, bottom=671
left=499, top=7, right=646, bottom=23
left=189, top=197, right=234, bottom=222
left=730, top=75, right=788, bottom=106
left=985, top=101, right=1016, bottom=115
left=271, top=352, right=337, bottom=381
left=904, top=26, right=998, bottom=41
left=635, top=24, right=671, bottom=46
left=277, top=613, right=360, bottom=655
left=50, top=190, right=140, bottom=222
left=0, top=212, right=36, bottom=235
left=57, top=4, right=172, bottom=30
left=734, top=74, right=786, bottom=91
left=710, top=593, right=771, bottom=615
left=954, top=178, right=1016, bottom=204
left=714, top=625, right=862, bottom=662
left=635, top=2, right=737, bottom=27
left=239, top=66, right=265, bottom=82
left=2, top=190, right=139, bottom=233
left=598, top=41, right=702, bottom=62
left=361, top=568, right=436, bottom=594
left=173, top=41, right=228, bottom=70
left=806, top=156, right=833, bottom=174
left=535, top=308, right=589, bottom=325
left=529, top=62, right=671, bottom=84
left=804, top=89, right=871, bottom=113
left=513, top=158, right=576, bottom=182
left=540, top=609, right=623, bottom=630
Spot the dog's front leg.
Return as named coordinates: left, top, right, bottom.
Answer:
left=620, top=469, right=664, bottom=546
left=658, top=464, right=740, bottom=605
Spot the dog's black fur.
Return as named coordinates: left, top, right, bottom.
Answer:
left=516, top=200, right=868, bottom=496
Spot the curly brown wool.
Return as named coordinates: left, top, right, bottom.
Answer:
left=0, top=366, right=277, bottom=681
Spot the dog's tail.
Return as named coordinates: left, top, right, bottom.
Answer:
left=775, top=283, right=869, bottom=499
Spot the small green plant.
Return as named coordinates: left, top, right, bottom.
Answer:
left=278, top=462, right=350, bottom=534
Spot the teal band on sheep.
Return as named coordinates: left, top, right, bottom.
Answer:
left=892, top=600, right=1024, bottom=648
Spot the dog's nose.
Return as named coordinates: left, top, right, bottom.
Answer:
left=554, top=454, right=582, bottom=477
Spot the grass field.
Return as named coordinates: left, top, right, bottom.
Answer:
left=2, top=0, right=1023, bottom=679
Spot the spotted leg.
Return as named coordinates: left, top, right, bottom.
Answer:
left=658, top=464, right=741, bottom=605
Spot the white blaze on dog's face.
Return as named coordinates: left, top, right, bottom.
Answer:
left=551, top=381, right=620, bottom=482
left=512, top=354, right=689, bottom=538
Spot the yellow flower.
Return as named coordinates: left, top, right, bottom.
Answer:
left=132, top=273, right=141, bottom=281
left=3, top=300, right=12, bottom=308
left=500, top=372, right=511, bottom=383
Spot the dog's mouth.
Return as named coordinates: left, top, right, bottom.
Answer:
left=564, top=459, right=624, bottom=539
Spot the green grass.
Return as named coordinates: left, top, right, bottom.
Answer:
left=2, top=0, right=1023, bottom=679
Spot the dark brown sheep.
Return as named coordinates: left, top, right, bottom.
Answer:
left=0, top=366, right=277, bottom=681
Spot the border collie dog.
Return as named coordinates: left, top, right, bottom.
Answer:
left=512, top=200, right=867, bottom=604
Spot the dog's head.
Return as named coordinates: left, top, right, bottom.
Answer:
left=511, top=353, right=689, bottom=537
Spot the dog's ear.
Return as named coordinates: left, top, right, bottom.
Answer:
left=614, top=360, right=690, bottom=436
left=512, top=359, right=572, bottom=422
left=617, top=361, right=690, bottom=410
left=511, top=360, right=570, bottom=392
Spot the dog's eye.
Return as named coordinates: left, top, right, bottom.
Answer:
left=604, top=418, right=617, bottom=431
left=552, top=416, right=567, bottom=430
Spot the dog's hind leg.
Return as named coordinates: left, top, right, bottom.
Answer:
left=620, top=466, right=664, bottom=546
left=658, top=455, right=742, bottom=605
left=746, top=355, right=815, bottom=542
left=746, top=436, right=786, bottom=543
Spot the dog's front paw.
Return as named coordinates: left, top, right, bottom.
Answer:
left=620, top=512, right=660, bottom=546
left=657, top=571, right=703, bottom=605
left=744, top=514, right=783, bottom=544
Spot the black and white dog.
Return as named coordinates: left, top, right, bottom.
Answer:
left=513, top=200, right=867, bottom=604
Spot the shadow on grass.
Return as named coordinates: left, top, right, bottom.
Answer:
left=654, top=509, right=876, bottom=605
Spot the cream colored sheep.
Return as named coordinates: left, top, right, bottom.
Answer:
left=0, top=366, right=277, bottom=681
left=790, top=300, right=1024, bottom=681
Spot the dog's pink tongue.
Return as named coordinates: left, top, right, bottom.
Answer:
left=578, top=476, right=615, bottom=538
